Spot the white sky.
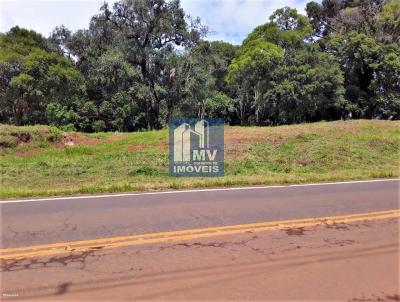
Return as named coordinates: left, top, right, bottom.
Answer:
left=0, top=0, right=311, bottom=45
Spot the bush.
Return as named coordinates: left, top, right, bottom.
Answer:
left=93, top=120, right=106, bottom=133
left=128, top=167, right=162, bottom=176
left=0, top=124, right=62, bottom=148
left=60, top=123, right=76, bottom=132
left=48, top=126, right=63, bottom=142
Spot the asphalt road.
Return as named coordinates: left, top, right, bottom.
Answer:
left=1, top=179, right=399, bottom=301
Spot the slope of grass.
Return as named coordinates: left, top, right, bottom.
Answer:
left=1, top=120, right=399, bottom=199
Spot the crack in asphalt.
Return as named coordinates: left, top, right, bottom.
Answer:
left=1, top=217, right=396, bottom=301
left=324, top=239, right=356, bottom=247
left=83, top=266, right=143, bottom=275
left=348, top=292, right=400, bottom=301
left=4, top=212, right=79, bottom=244
left=284, top=227, right=307, bottom=236
left=159, top=235, right=270, bottom=256
left=6, top=224, right=55, bottom=240
left=3, top=212, right=77, bottom=246
left=1, top=220, right=384, bottom=274
left=0, top=249, right=105, bottom=272
left=0, top=234, right=269, bottom=273
left=324, top=221, right=364, bottom=231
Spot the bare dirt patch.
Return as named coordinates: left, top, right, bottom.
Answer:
left=224, top=127, right=284, bottom=158
left=296, top=155, right=316, bottom=166
left=128, top=140, right=167, bottom=153
left=225, top=127, right=291, bottom=147
left=62, top=133, right=102, bottom=147
left=107, top=134, right=125, bottom=143
left=224, top=127, right=268, bottom=145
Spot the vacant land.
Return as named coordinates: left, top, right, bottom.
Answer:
left=0, top=120, right=399, bottom=199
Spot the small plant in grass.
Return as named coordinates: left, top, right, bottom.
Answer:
left=93, top=120, right=107, bottom=133
left=128, top=167, right=162, bottom=176
left=48, top=126, right=63, bottom=142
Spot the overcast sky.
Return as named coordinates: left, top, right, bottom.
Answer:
left=0, top=0, right=311, bottom=45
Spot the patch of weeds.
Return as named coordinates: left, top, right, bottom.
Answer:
left=0, top=124, right=62, bottom=148
left=229, top=158, right=263, bottom=175
left=295, top=132, right=317, bottom=142
left=47, top=126, right=63, bottom=142
left=168, top=182, right=181, bottom=189
left=278, top=142, right=295, bottom=153
left=0, top=135, right=19, bottom=148
left=34, top=160, right=50, bottom=168
left=250, top=143, right=273, bottom=156
left=128, top=167, right=162, bottom=176
left=88, top=132, right=114, bottom=139
left=64, top=146, right=94, bottom=156
left=36, top=140, right=50, bottom=148
left=265, top=162, right=292, bottom=173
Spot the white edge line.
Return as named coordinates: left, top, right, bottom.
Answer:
left=1, top=178, right=399, bottom=204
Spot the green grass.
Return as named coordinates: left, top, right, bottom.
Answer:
left=0, top=120, right=399, bottom=199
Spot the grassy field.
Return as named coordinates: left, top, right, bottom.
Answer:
left=0, top=120, right=399, bottom=199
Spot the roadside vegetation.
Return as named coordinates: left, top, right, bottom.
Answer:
left=1, top=120, right=398, bottom=199
left=1, top=1, right=399, bottom=132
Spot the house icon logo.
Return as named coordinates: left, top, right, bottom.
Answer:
left=169, top=118, right=224, bottom=177
left=174, top=120, right=209, bottom=162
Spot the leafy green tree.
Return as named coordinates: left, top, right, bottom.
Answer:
left=175, top=41, right=237, bottom=119
left=227, top=38, right=284, bottom=124
left=86, top=49, right=144, bottom=131
left=204, top=92, right=235, bottom=122
left=305, top=0, right=399, bottom=119
left=202, top=41, right=237, bottom=95
left=46, top=102, right=78, bottom=131
left=305, top=0, right=345, bottom=39
left=245, top=7, right=312, bottom=50
left=228, top=7, right=313, bottom=125
left=93, top=120, right=107, bottom=132
left=177, top=48, right=216, bottom=119
left=2, top=1, right=398, bottom=130
left=330, top=33, right=380, bottom=117
left=53, top=0, right=205, bottom=130
left=265, top=46, right=346, bottom=124
left=372, top=43, right=400, bottom=119
left=306, top=0, right=398, bottom=44
left=377, top=0, right=400, bottom=44
left=0, top=27, right=84, bottom=126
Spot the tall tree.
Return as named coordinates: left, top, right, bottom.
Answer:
left=227, top=38, right=284, bottom=125
left=265, top=46, right=346, bottom=124
left=305, top=0, right=398, bottom=43
left=227, top=7, right=314, bottom=125
left=376, top=0, right=400, bottom=44
left=245, top=7, right=312, bottom=50
left=53, top=0, right=205, bottom=130
left=0, top=27, right=83, bottom=126
left=329, top=32, right=399, bottom=118
left=175, top=40, right=237, bottom=120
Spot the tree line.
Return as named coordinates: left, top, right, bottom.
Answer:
left=0, top=0, right=399, bottom=132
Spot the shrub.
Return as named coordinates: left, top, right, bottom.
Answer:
left=93, top=120, right=106, bottom=133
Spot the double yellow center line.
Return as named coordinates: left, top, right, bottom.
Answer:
left=1, top=209, right=399, bottom=260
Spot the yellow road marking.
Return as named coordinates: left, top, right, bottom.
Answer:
left=1, top=209, right=399, bottom=260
